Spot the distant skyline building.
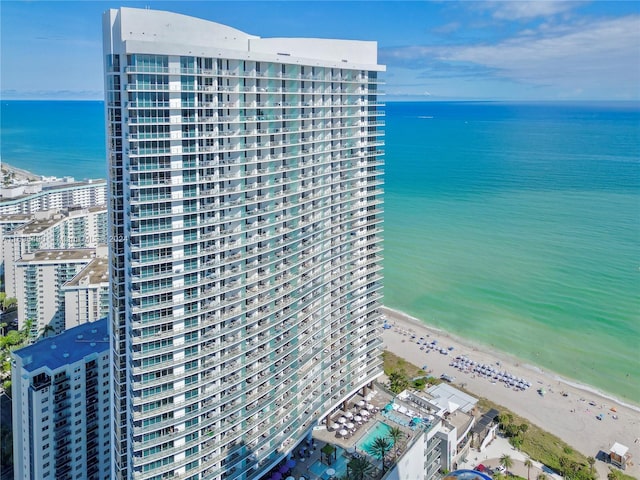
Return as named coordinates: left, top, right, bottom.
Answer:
left=103, top=7, right=384, bottom=480
left=12, top=318, right=111, bottom=480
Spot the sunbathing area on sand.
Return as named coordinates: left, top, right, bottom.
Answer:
left=380, top=307, right=640, bottom=479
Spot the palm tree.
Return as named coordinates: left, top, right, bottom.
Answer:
left=500, top=454, right=514, bottom=474
left=386, top=426, right=404, bottom=458
left=536, top=474, right=548, bottom=480
left=587, top=456, right=596, bottom=475
left=0, top=322, right=7, bottom=336
left=366, top=436, right=392, bottom=473
left=519, top=422, right=529, bottom=442
left=524, top=458, right=533, bottom=480
left=347, top=456, right=374, bottom=480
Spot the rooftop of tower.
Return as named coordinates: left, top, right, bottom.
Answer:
left=105, top=7, right=385, bottom=71
left=13, top=317, right=108, bottom=372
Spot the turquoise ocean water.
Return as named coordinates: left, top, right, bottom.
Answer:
left=2, top=100, right=639, bottom=403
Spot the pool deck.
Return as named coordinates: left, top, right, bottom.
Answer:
left=286, top=388, right=415, bottom=479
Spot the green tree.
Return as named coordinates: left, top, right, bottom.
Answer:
left=559, top=456, right=571, bottom=476
left=388, top=370, right=409, bottom=393
left=500, top=454, right=514, bottom=474
left=2, top=379, right=11, bottom=397
left=524, top=459, right=533, bottom=480
left=587, top=456, right=595, bottom=476
left=1, top=330, right=22, bottom=349
left=386, top=426, right=404, bottom=458
left=347, top=456, right=374, bottom=480
left=0, top=322, right=7, bottom=336
left=537, top=474, right=548, bottom=480
left=366, top=436, right=392, bottom=473
left=498, top=412, right=514, bottom=429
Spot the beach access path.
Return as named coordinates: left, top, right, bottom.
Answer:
left=381, top=307, right=640, bottom=479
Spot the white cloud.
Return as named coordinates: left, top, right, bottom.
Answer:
left=484, top=1, right=583, bottom=20
left=382, top=15, right=640, bottom=99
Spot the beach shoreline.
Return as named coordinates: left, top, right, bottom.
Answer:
left=381, top=306, right=640, bottom=479
left=383, top=306, right=640, bottom=412
left=0, top=161, right=41, bottom=182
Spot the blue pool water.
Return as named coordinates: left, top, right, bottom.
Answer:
left=355, top=421, right=394, bottom=453
left=308, top=446, right=349, bottom=479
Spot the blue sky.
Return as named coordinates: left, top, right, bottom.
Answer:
left=1, top=1, right=639, bottom=101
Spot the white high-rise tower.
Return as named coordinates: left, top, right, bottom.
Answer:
left=103, top=8, right=385, bottom=479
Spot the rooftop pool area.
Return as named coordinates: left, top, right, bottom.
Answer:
left=355, top=421, right=394, bottom=453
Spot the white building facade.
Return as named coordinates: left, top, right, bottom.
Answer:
left=2, top=206, right=107, bottom=298
left=15, top=248, right=97, bottom=338
left=12, top=318, right=111, bottom=480
left=103, top=7, right=384, bottom=480
left=0, top=180, right=106, bottom=215
left=62, top=256, right=110, bottom=329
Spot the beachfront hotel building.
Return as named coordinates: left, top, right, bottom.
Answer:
left=0, top=179, right=107, bottom=216
left=11, top=318, right=111, bottom=480
left=103, top=7, right=384, bottom=480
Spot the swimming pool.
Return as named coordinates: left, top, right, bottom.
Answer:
left=308, top=446, right=349, bottom=479
left=355, top=421, right=394, bottom=453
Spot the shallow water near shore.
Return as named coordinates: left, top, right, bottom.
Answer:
left=1, top=100, right=639, bottom=402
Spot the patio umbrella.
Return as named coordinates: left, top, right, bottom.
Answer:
left=360, top=409, right=369, bottom=416
left=354, top=415, right=362, bottom=422
left=338, top=417, right=347, bottom=423
left=357, top=400, right=365, bottom=407
left=326, top=468, right=336, bottom=476
left=346, top=422, right=354, bottom=429
left=272, top=473, right=283, bottom=480
left=344, top=411, right=353, bottom=418
left=279, top=465, right=289, bottom=474
left=286, top=477, right=295, bottom=480
left=286, top=459, right=296, bottom=469
left=339, top=429, right=348, bottom=437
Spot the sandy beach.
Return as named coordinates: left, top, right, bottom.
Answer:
left=381, top=307, right=640, bottom=479
left=0, top=161, right=41, bottom=182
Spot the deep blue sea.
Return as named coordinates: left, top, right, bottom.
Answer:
left=2, top=100, right=639, bottom=403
